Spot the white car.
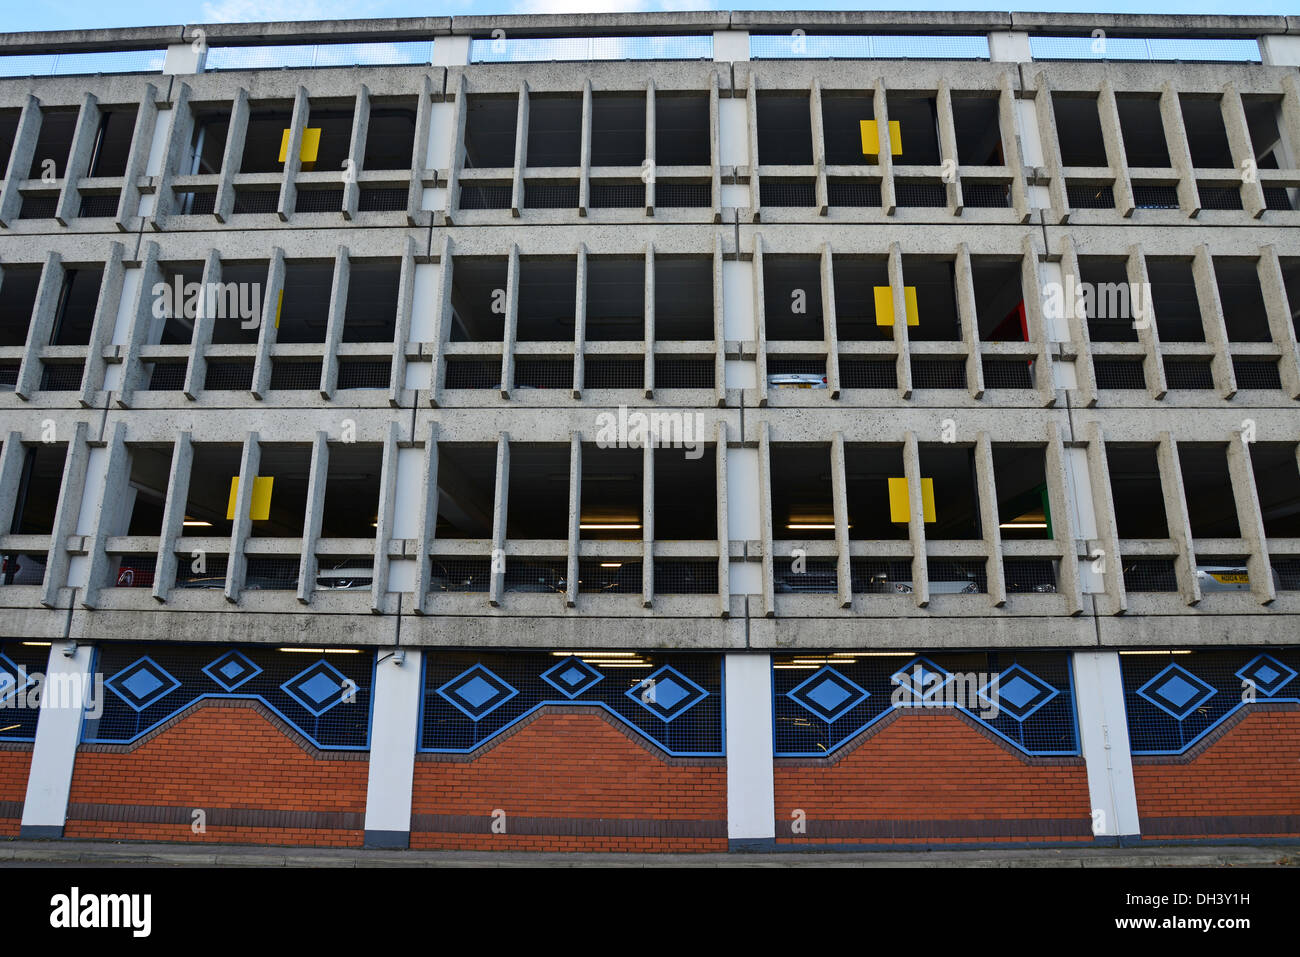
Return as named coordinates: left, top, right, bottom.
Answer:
left=767, top=373, right=827, bottom=390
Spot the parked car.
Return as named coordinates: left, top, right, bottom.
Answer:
left=767, top=373, right=827, bottom=390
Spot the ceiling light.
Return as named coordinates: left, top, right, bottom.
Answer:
left=999, top=522, right=1047, bottom=529
left=22, top=641, right=52, bottom=647
left=279, top=647, right=362, bottom=654
left=580, top=523, right=641, bottom=530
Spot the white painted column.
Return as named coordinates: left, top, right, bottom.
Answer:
left=20, top=640, right=95, bottom=839
left=725, top=653, right=775, bottom=850
left=1072, top=650, right=1141, bottom=844
left=363, top=649, right=423, bottom=849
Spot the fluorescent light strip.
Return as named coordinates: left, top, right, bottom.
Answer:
left=580, top=523, right=641, bottom=530
left=22, top=641, right=52, bottom=647
left=278, top=647, right=362, bottom=654
left=999, top=522, right=1047, bottom=529
left=787, top=523, right=835, bottom=530
left=1119, top=649, right=1192, bottom=655
left=551, top=651, right=638, bottom=657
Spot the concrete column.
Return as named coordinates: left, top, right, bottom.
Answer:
left=1159, top=83, right=1200, bottom=217
left=444, top=75, right=468, bottom=221
left=0, top=95, right=41, bottom=227
left=819, top=242, right=840, bottom=397
left=371, top=421, right=400, bottom=612
left=725, top=653, right=775, bottom=851
left=1097, top=80, right=1135, bottom=217
left=432, top=35, right=471, bottom=66
left=874, top=80, right=896, bottom=215
left=745, top=81, right=761, bottom=216
left=1226, top=431, right=1275, bottom=605
left=643, top=243, right=655, bottom=398
left=15, top=252, right=64, bottom=400
left=565, top=434, right=581, bottom=608
left=19, top=640, right=96, bottom=839
left=428, top=235, right=453, bottom=404
left=182, top=249, right=221, bottom=400
left=644, top=80, right=656, bottom=216
left=213, top=87, right=249, bottom=223
left=362, top=648, right=422, bottom=849
left=55, top=93, right=100, bottom=225
left=711, top=232, right=726, bottom=407
left=407, top=74, right=433, bottom=227
left=1084, top=422, right=1127, bottom=615
left=151, top=431, right=192, bottom=603
left=1155, top=432, right=1201, bottom=606
left=888, top=242, right=912, bottom=399
left=1032, top=74, right=1070, bottom=224
left=1072, top=650, right=1141, bottom=844
left=830, top=432, right=851, bottom=608
left=77, top=421, right=129, bottom=609
left=342, top=84, right=370, bottom=221
left=78, top=241, right=126, bottom=409
left=510, top=81, right=528, bottom=217
left=162, top=41, right=207, bottom=74
left=998, top=74, right=1031, bottom=222
left=936, top=80, right=964, bottom=214
left=318, top=246, right=351, bottom=399
left=757, top=421, right=775, bottom=617
left=40, top=422, right=90, bottom=608
left=151, top=81, right=192, bottom=227
left=0, top=433, right=28, bottom=542
left=641, top=439, right=654, bottom=608
left=1045, top=421, right=1084, bottom=615
left=114, top=241, right=160, bottom=407
left=223, top=432, right=261, bottom=602
left=488, top=433, right=509, bottom=606
left=712, top=31, right=749, bottom=63
left=578, top=79, right=592, bottom=217
left=752, top=233, right=769, bottom=406
left=499, top=244, right=519, bottom=398
left=277, top=86, right=310, bottom=222
left=715, top=420, right=730, bottom=618
left=116, top=83, right=159, bottom=230
left=387, top=235, right=418, bottom=407
left=296, top=432, right=329, bottom=604
left=1056, top=236, right=1096, bottom=407
left=1220, top=83, right=1266, bottom=218
left=1126, top=246, right=1167, bottom=400
left=249, top=247, right=285, bottom=399
left=810, top=79, right=828, bottom=216
left=988, top=31, right=1031, bottom=62
left=412, top=422, right=441, bottom=614
left=708, top=72, right=722, bottom=224
left=571, top=242, right=587, bottom=398
left=1191, top=245, right=1237, bottom=399
left=1257, top=244, right=1300, bottom=399
left=974, top=432, right=1006, bottom=606
left=955, top=243, right=985, bottom=399
left=903, top=430, right=929, bottom=608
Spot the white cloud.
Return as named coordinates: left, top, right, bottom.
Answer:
left=511, top=0, right=714, bottom=13
left=200, top=0, right=365, bottom=23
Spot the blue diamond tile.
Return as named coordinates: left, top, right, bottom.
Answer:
left=202, top=649, right=263, bottom=692
left=540, top=656, right=604, bottom=700
left=978, top=664, right=1059, bottom=722
left=1137, top=663, right=1216, bottom=721
left=438, top=664, right=519, bottom=721
left=787, top=666, right=869, bottom=723
left=281, top=659, right=355, bottom=717
left=1235, top=654, right=1297, bottom=698
left=106, top=657, right=181, bottom=712
left=891, top=657, right=952, bottom=702
left=0, top=654, right=35, bottom=705
left=625, top=665, right=707, bottom=723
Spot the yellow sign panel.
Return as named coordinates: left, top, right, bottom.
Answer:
left=874, top=286, right=919, bottom=326
left=274, top=289, right=283, bottom=329
left=888, top=477, right=936, bottom=523
left=860, top=119, right=902, bottom=156
left=279, top=127, right=321, bottom=164
left=227, top=476, right=274, bottom=521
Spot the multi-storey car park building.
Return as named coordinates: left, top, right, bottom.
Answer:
left=0, top=10, right=1297, bottom=853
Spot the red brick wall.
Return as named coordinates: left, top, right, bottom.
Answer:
left=775, top=710, right=1093, bottom=845
left=1133, top=707, right=1300, bottom=840
left=64, top=700, right=367, bottom=848
left=411, top=708, right=727, bottom=852
left=0, top=747, right=32, bottom=837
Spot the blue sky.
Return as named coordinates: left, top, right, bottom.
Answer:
left=6, top=0, right=1298, bottom=34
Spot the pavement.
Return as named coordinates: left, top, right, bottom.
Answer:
left=0, top=839, right=1296, bottom=867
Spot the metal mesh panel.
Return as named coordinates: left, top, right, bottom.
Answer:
left=981, top=358, right=1033, bottom=389
left=444, top=357, right=500, bottom=389
left=759, top=180, right=816, bottom=207
left=584, top=358, right=643, bottom=390
left=429, top=559, right=492, bottom=593
left=773, top=651, right=1079, bottom=758
left=655, top=358, right=714, bottom=389
left=504, top=558, right=567, bottom=594
left=0, top=640, right=50, bottom=741
left=1197, top=184, right=1242, bottom=210
left=1093, top=357, right=1147, bottom=390
left=514, top=358, right=573, bottom=390
left=524, top=181, right=579, bottom=209
left=40, top=363, right=85, bottom=391
left=232, top=189, right=278, bottom=214
left=269, top=360, right=323, bottom=391
left=0, top=50, right=166, bottom=77
left=314, top=556, right=372, bottom=592
left=179, top=191, right=216, bottom=215
left=419, top=650, right=723, bottom=757
left=1122, top=558, right=1178, bottom=592
left=1231, top=357, right=1282, bottom=390
left=655, top=183, right=711, bottom=207
left=470, top=36, right=712, bottom=63
left=928, top=560, right=986, bottom=593
left=1132, top=184, right=1180, bottom=209
left=294, top=188, right=343, bottom=214
left=337, top=359, right=390, bottom=390
left=1163, top=357, right=1215, bottom=390
left=78, top=193, right=120, bottom=218
left=18, top=194, right=57, bottom=219
left=457, top=184, right=512, bottom=210
left=767, top=358, right=825, bottom=377
left=840, top=358, right=897, bottom=389
left=358, top=187, right=407, bottom=212
left=910, top=358, right=967, bottom=389
left=589, top=182, right=645, bottom=208
left=849, top=559, right=913, bottom=593
left=775, top=558, right=839, bottom=594
left=1067, top=183, right=1114, bottom=209
left=1004, top=559, right=1058, bottom=594
left=577, top=559, right=641, bottom=594
left=0, top=364, right=18, bottom=391
left=750, top=34, right=989, bottom=60
left=828, top=179, right=882, bottom=207
left=1263, top=187, right=1293, bottom=211
left=175, top=554, right=227, bottom=589
left=961, top=183, right=1010, bottom=208
left=1029, top=36, right=1260, bottom=63
left=895, top=180, right=946, bottom=207
left=245, top=557, right=300, bottom=590
left=147, top=362, right=188, bottom=391
left=112, top=555, right=157, bottom=588
left=207, top=41, right=431, bottom=71
left=0, top=552, right=47, bottom=587
left=1273, top=559, right=1300, bottom=591
left=654, top=560, right=717, bottom=594
left=84, top=643, right=373, bottom=750
left=1121, top=648, right=1298, bottom=756
left=203, top=361, right=254, bottom=391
